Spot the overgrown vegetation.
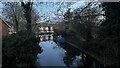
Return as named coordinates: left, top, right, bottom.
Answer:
left=62, top=2, right=119, bottom=67
left=2, top=31, right=42, bottom=68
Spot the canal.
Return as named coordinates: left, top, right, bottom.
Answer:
left=35, top=34, right=104, bottom=68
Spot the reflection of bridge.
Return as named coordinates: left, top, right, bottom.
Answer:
left=38, top=34, right=54, bottom=41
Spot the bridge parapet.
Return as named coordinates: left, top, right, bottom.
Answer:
left=38, top=26, right=54, bottom=34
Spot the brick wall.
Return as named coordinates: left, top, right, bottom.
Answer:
left=0, top=19, right=9, bottom=36
left=0, top=19, right=2, bottom=36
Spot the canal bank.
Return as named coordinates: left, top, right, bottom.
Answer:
left=54, top=34, right=118, bottom=68
left=65, top=35, right=118, bottom=68
left=65, top=41, right=117, bottom=67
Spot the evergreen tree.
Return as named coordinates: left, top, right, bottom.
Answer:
left=100, top=2, right=120, bottom=38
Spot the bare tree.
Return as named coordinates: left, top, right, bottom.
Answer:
left=2, top=2, right=25, bottom=32
left=63, top=1, right=103, bottom=41
left=2, top=2, right=40, bottom=33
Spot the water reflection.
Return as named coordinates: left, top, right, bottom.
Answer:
left=62, top=43, right=103, bottom=68
left=39, top=34, right=54, bottom=41
left=62, top=44, right=81, bottom=67
left=36, top=41, right=66, bottom=66
left=36, top=35, right=104, bottom=68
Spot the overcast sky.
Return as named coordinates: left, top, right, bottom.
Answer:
left=34, top=2, right=85, bottom=23
left=0, top=1, right=85, bottom=23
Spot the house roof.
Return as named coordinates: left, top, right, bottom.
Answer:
left=0, top=16, right=11, bottom=28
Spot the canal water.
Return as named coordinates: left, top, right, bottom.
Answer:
left=35, top=34, right=104, bottom=68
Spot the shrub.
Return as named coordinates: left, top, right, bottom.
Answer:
left=2, top=30, right=42, bottom=68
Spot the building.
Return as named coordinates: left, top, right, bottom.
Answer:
left=0, top=17, right=11, bottom=36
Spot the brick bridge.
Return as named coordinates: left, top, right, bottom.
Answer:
left=35, top=23, right=66, bottom=35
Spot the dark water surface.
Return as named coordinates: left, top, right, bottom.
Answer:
left=35, top=35, right=104, bottom=68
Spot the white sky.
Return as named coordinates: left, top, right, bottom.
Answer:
left=0, top=1, right=85, bottom=23
left=34, top=1, right=85, bottom=23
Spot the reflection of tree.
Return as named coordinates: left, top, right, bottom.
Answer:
left=62, top=44, right=97, bottom=68
left=62, top=44, right=80, bottom=67
left=82, top=56, right=93, bottom=68
left=63, top=53, right=74, bottom=67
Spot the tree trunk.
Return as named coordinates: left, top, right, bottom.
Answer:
left=21, top=2, right=32, bottom=33
left=24, top=10, right=32, bottom=33
left=14, top=15, right=18, bottom=32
